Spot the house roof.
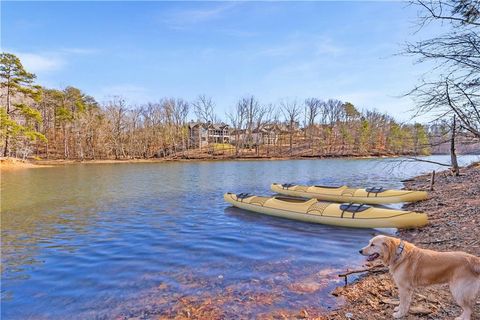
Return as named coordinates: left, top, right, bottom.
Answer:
left=209, top=123, right=229, bottom=130
left=188, top=121, right=229, bottom=129
left=187, top=121, right=203, bottom=128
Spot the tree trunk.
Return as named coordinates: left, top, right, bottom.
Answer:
left=450, top=116, right=460, bottom=176
left=289, top=124, right=293, bottom=156
left=77, top=130, right=84, bottom=160
left=63, top=125, right=68, bottom=159
left=3, top=84, right=11, bottom=157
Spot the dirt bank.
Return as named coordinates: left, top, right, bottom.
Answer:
left=327, top=162, right=480, bottom=320
left=32, top=154, right=391, bottom=165
left=0, top=157, right=51, bottom=171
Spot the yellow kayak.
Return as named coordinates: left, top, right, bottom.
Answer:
left=224, top=193, right=428, bottom=229
left=271, top=183, right=428, bottom=204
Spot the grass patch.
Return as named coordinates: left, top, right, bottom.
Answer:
left=212, top=143, right=235, bottom=151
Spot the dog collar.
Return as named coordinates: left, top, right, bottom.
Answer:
left=394, top=240, right=405, bottom=262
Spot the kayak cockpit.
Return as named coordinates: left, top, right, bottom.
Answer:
left=273, top=196, right=311, bottom=203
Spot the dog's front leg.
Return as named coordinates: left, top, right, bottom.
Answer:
left=393, top=286, right=413, bottom=318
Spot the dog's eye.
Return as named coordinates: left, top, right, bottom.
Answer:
left=370, top=244, right=375, bottom=247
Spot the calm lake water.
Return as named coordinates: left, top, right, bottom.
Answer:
left=1, top=155, right=478, bottom=319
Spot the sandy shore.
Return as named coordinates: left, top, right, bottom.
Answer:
left=0, top=157, right=52, bottom=171
left=327, top=162, right=480, bottom=320
left=0, top=157, right=275, bottom=171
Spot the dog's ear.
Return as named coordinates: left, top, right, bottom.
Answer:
left=381, top=237, right=397, bottom=264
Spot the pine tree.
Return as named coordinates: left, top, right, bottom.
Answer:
left=387, top=122, right=403, bottom=154
left=0, top=53, right=46, bottom=157
left=413, top=123, right=431, bottom=155
left=357, top=118, right=371, bottom=154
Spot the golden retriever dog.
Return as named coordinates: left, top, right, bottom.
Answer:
left=360, top=235, right=480, bottom=319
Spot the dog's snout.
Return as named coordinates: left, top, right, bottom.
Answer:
left=359, top=249, right=363, bottom=254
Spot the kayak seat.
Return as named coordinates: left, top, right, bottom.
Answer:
left=340, top=203, right=371, bottom=218
left=366, top=187, right=385, bottom=194
left=236, top=193, right=252, bottom=200
left=274, top=196, right=311, bottom=204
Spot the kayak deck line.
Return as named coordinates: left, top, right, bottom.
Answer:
left=227, top=193, right=418, bottom=220
left=276, top=184, right=420, bottom=197
left=271, top=183, right=428, bottom=204
left=298, top=188, right=419, bottom=198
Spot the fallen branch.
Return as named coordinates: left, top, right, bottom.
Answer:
left=338, top=266, right=384, bottom=277
left=338, top=265, right=388, bottom=286
left=468, top=239, right=479, bottom=246
left=403, top=157, right=451, bottom=167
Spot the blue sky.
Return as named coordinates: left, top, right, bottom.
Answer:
left=2, top=1, right=439, bottom=121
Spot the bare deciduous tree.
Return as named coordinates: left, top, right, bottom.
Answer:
left=105, top=97, right=128, bottom=159
left=192, top=95, right=217, bottom=124
left=227, top=100, right=247, bottom=156
left=407, top=0, right=480, bottom=138
left=402, top=0, right=480, bottom=174
left=305, top=98, right=324, bottom=152
left=280, top=99, right=302, bottom=155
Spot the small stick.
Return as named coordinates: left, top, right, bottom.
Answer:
left=338, top=266, right=388, bottom=286
left=429, top=170, right=436, bottom=191
left=338, top=266, right=382, bottom=277
left=468, top=239, right=479, bottom=246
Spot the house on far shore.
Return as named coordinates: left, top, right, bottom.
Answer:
left=188, top=121, right=230, bottom=148
left=230, top=123, right=290, bottom=146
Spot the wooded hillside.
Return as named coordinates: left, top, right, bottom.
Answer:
left=1, top=53, right=438, bottom=160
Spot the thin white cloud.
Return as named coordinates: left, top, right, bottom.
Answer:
left=161, top=3, right=238, bottom=30
left=15, top=52, right=66, bottom=73
left=256, top=42, right=299, bottom=58
left=315, top=38, right=343, bottom=55
left=60, top=48, right=99, bottom=55
left=11, top=48, right=99, bottom=74
left=252, top=35, right=344, bottom=59
left=221, top=28, right=258, bottom=38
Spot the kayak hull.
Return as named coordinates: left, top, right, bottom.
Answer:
left=224, top=193, right=428, bottom=229
left=271, top=183, right=428, bottom=204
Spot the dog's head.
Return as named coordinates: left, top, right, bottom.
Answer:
left=359, top=235, right=400, bottom=264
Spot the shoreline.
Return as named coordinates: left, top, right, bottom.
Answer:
left=0, top=153, right=456, bottom=171
left=327, top=162, right=480, bottom=319
left=0, top=158, right=55, bottom=171
left=0, top=155, right=393, bottom=171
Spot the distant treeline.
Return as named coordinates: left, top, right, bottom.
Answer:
left=1, top=52, right=434, bottom=160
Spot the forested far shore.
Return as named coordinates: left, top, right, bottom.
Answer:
left=1, top=52, right=475, bottom=161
